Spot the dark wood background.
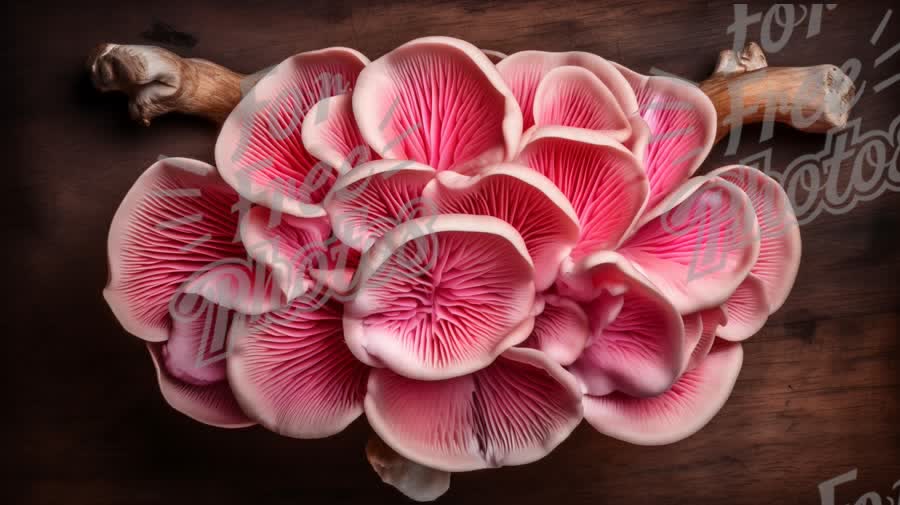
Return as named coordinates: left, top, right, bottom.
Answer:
left=6, top=1, right=899, bottom=504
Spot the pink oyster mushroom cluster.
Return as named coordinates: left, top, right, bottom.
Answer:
left=105, top=37, right=801, bottom=478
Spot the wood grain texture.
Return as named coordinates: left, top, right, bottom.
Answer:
left=6, top=1, right=899, bottom=504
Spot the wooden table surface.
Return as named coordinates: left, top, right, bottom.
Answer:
left=8, top=1, right=899, bottom=504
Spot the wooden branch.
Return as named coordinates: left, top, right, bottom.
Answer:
left=698, top=42, right=856, bottom=143
left=86, top=44, right=245, bottom=125
left=87, top=41, right=856, bottom=143
left=366, top=434, right=450, bottom=502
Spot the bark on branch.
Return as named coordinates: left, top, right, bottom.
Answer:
left=698, top=41, right=856, bottom=143
left=87, top=43, right=244, bottom=125
left=87, top=41, right=856, bottom=143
